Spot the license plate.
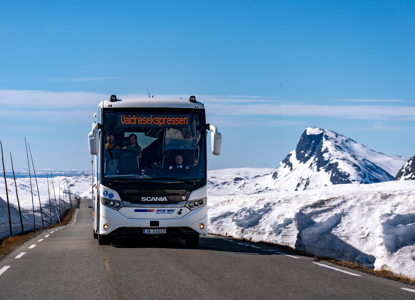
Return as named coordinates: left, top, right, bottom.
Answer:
left=143, top=229, right=166, bottom=235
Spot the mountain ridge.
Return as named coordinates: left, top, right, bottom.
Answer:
left=208, top=127, right=408, bottom=194
left=271, top=127, right=407, bottom=191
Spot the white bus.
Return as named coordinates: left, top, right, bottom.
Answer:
left=88, top=95, right=222, bottom=246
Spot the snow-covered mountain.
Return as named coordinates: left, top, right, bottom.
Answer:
left=0, top=169, right=90, bottom=178
left=395, top=155, right=415, bottom=180
left=208, top=128, right=408, bottom=194
left=271, top=127, right=407, bottom=191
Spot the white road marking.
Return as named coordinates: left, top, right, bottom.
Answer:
left=37, top=239, right=43, bottom=242
left=45, top=234, right=50, bottom=238
left=273, top=251, right=300, bottom=259
left=0, top=266, right=10, bottom=276
left=67, top=209, right=79, bottom=227
left=15, top=252, right=26, bottom=259
left=402, top=288, right=415, bottom=293
left=313, top=262, right=361, bottom=277
left=28, top=244, right=36, bottom=249
left=50, top=231, right=55, bottom=233
left=219, top=236, right=300, bottom=259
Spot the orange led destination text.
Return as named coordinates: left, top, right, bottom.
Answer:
left=120, top=115, right=189, bottom=127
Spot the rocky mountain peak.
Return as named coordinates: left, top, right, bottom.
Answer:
left=295, top=128, right=324, bottom=163
left=272, top=127, right=407, bottom=191
left=395, top=155, right=415, bottom=180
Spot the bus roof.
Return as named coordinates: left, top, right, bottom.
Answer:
left=100, top=97, right=205, bottom=110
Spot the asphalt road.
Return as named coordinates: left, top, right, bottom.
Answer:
left=0, top=199, right=414, bottom=300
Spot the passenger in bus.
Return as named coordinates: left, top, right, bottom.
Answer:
left=169, top=154, right=190, bottom=170
left=165, top=128, right=183, bottom=149
left=122, top=133, right=142, bottom=159
left=105, top=133, right=120, bottom=175
left=179, top=133, right=197, bottom=149
left=105, top=134, right=120, bottom=150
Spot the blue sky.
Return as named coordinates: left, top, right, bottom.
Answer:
left=1, top=0, right=415, bottom=172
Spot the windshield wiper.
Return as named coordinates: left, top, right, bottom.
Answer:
left=107, top=178, right=187, bottom=184
left=155, top=177, right=201, bottom=185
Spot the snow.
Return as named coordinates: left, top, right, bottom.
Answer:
left=306, top=127, right=324, bottom=135
left=271, top=128, right=408, bottom=190
left=1, top=169, right=414, bottom=281
left=0, top=175, right=91, bottom=237
left=208, top=168, right=415, bottom=280
left=323, top=132, right=405, bottom=177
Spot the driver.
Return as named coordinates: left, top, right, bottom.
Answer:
left=169, top=154, right=190, bottom=170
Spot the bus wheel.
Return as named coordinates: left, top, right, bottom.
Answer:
left=98, top=234, right=111, bottom=245
left=185, top=235, right=199, bottom=247
left=93, top=230, right=98, bottom=239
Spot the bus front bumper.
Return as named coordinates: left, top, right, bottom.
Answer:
left=98, top=204, right=208, bottom=236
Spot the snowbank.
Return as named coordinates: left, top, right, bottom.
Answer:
left=208, top=168, right=415, bottom=280
left=0, top=175, right=91, bottom=238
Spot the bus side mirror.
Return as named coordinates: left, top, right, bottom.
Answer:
left=88, top=123, right=101, bottom=155
left=207, top=124, right=222, bottom=155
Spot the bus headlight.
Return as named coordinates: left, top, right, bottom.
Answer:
left=186, top=198, right=207, bottom=211
left=101, top=198, right=124, bottom=211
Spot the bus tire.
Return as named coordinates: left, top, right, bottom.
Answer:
left=98, top=234, right=111, bottom=245
left=93, top=230, right=98, bottom=239
left=185, top=235, right=199, bottom=247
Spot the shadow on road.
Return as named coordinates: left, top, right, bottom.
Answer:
left=109, top=235, right=293, bottom=256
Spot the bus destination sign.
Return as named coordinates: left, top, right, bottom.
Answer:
left=117, top=114, right=190, bottom=128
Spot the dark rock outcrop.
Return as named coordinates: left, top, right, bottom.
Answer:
left=395, top=155, right=415, bottom=180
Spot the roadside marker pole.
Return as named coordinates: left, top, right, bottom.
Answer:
left=25, top=138, right=36, bottom=231
left=59, top=181, right=62, bottom=220
left=28, top=143, right=44, bottom=228
left=10, top=153, right=24, bottom=233
left=50, top=173, right=61, bottom=224
left=46, top=174, right=52, bottom=225
left=1, top=141, right=12, bottom=237
left=65, top=172, right=73, bottom=210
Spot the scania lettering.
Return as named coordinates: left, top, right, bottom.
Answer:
left=88, top=95, right=222, bottom=246
left=141, top=197, right=168, bottom=202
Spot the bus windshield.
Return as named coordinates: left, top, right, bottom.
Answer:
left=101, top=110, right=206, bottom=181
